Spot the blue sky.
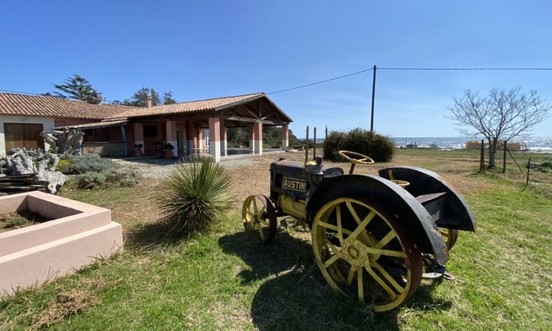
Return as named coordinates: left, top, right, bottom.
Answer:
left=1, top=0, right=551, bottom=138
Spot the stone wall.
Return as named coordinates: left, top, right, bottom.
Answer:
left=83, top=142, right=126, bottom=157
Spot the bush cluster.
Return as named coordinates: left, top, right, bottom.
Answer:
left=69, top=169, right=143, bottom=189
left=70, top=171, right=108, bottom=189
left=538, top=160, right=552, bottom=173
left=57, top=154, right=115, bottom=174
left=58, top=154, right=142, bottom=189
left=323, top=128, right=395, bottom=162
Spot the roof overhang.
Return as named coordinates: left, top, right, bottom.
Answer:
left=54, top=119, right=129, bottom=130
left=103, top=93, right=293, bottom=126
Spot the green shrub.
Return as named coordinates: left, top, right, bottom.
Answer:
left=323, top=131, right=347, bottom=161
left=323, top=128, right=395, bottom=162
left=65, top=168, right=142, bottom=189
left=58, top=154, right=142, bottom=189
left=538, top=160, right=552, bottom=173
left=156, top=158, right=232, bottom=237
left=118, top=171, right=143, bottom=187
left=69, top=171, right=108, bottom=189
left=185, top=155, right=214, bottom=163
left=58, top=154, right=115, bottom=174
left=104, top=168, right=143, bottom=187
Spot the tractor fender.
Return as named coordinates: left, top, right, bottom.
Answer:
left=306, top=174, right=449, bottom=265
left=379, top=167, right=476, bottom=231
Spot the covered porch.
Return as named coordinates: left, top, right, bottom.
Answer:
left=59, top=93, right=293, bottom=162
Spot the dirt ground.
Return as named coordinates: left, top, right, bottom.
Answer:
left=112, top=150, right=483, bottom=209
left=109, top=149, right=547, bottom=236
left=220, top=150, right=483, bottom=204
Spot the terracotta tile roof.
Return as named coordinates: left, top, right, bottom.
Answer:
left=0, top=92, right=131, bottom=120
left=106, top=92, right=268, bottom=119
left=0, top=91, right=293, bottom=123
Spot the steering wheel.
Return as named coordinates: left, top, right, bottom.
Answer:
left=338, top=150, right=374, bottom=174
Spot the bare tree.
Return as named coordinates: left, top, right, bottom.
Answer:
left=449, top=87, right=550, bottom=169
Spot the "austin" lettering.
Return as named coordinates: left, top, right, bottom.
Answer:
left=282, top=177, right=307, bottom=192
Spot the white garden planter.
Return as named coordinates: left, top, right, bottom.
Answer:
left=0, top=191, right=123, bottom=296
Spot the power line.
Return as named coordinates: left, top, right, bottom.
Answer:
left=380, top=67, right=552, bottom=71
left=267, top=66, right=552, bottom=95
left=268, top=67, right=374, bottom=95
left=5, top=66, right=552, bottom=98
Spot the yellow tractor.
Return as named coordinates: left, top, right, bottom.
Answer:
left=242, top=150, right=476, bottom=312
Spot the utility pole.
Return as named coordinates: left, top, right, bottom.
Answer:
left=370, top=65, right=377, bottom=132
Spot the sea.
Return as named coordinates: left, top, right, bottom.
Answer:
left=308, top=136, right=552, bottom=152
left=392, top=136, right=552, bottom=152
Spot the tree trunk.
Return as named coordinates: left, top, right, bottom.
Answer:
left=487, top=138, right=498, bottom=169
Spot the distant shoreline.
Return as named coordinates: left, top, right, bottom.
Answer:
left=298, top=136, right=552, bottom=151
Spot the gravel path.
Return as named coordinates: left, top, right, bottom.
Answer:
left=111, top=151, right=287, bottom=178
left=110, top=151, right=293, bottom=207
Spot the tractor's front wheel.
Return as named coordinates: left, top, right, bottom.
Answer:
left=439, top=228, right=459, bottom=250
left=311, top=197, right=423, bottom=312
left=242, top=194, right=277, bottom=243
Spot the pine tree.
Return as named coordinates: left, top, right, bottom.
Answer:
left=53, top=74, right=103, bottom=104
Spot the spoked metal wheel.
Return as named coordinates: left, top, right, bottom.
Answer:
left=311, top=197, right=423, bottom=312
left=439, top=228, right=459, bottom=250
left=242, top=194, right=277, bottom=243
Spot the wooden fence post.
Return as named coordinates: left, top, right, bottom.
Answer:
left=480, top=139, right=485, bottom=172
left=313, top=127, right=317, bottom=160
left=523, top=158, right=531, bottom=191
left=324, top=126, right=328, bottom=158
left=305, top=126, right=309, bottom=164
left=502, top=140, right=507, bottom=173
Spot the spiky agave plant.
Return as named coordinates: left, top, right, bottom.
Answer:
left=157, top=158, right=232, bottom=237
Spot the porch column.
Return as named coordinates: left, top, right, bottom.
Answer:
left=165, top=120, right=178, bottom=157
left=249, top=124, right=255, bottom=154
left=281, top=124, right=289, bottom=150
left=209, top=117, right=221, bottom=162
left=191, top=125, right=200, bottom=156
left=253, top=121, right=263, bottom=156
left=198, top=127, right=204, bottom=152
left=220, top=117, right=227, bottom=157
left=185, top=121, right=194, bottom=158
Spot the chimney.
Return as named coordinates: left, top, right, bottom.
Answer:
left=146, top=96, right=152, bottom=108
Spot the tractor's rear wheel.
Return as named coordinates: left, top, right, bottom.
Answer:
left=311, top=197, right=423, bottom=312
left=242, top=194, right=277, bottom=243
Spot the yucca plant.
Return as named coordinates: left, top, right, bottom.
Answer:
left=157, top=158, right=232, bottom=237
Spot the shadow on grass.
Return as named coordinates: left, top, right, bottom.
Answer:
left=124, top=220, right=201, bottom=250
left=220, top=230, right=436, bottom=330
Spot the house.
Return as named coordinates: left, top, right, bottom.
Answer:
left=0, top=92, right=293, bottom=162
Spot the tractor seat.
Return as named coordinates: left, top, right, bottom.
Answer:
left=324, top=167, right=344, bottom=178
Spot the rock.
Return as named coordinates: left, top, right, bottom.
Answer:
left=0, top=149, right=66, bottom=194
left=39, top=170, right=67, bottom=194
